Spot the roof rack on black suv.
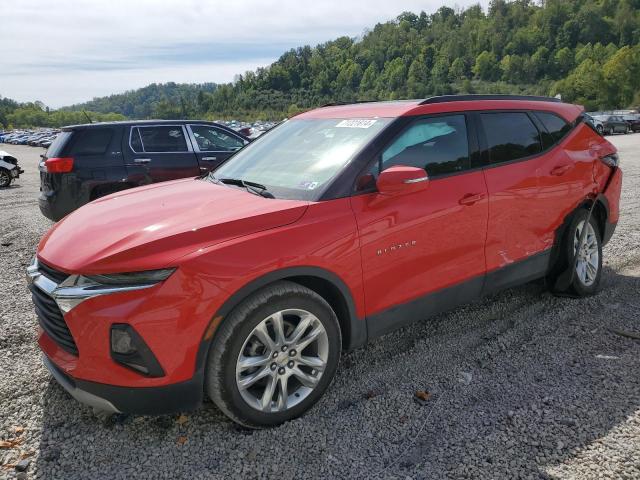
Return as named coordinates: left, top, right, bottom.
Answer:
left=420, top=94, right=562, bottom=105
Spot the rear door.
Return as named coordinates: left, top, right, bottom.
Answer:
left=186, top=124, right=248, bottom=173
left=479, top=111, right=571, bottom=285
left=123, top=125, right=199, bottom=184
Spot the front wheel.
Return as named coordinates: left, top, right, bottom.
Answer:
left=0, top=169, right=12, bottom=188
left=205, top=281, right=342, bottom=428
left=596, top=125, right=604, bottom=135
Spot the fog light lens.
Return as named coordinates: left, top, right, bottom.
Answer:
left=111, top=328, right=136, bottom=355
left=109, top=324, right=165, bottom=377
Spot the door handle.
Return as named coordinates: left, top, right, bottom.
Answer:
left=459, top=193, right=485, bottom=206
left=201, top=156, right=217, bottom=162
left=550, top=164, right=571, bottom=176
left=134, top=158, right=151, bottom=164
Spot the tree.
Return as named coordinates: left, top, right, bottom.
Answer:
left=554, top=47, right=574, bottom=77
left=603, top=46, right=640, bottom=107
left=473, top=51, right=499, bottom=81
left=407, top=57, right=430, bottom=97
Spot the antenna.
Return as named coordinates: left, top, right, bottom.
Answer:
left=82, top=110, right=93, bottom=123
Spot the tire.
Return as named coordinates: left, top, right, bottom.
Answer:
left=548, top=209, right=602, bottom=297
left=596, top=125, right=604, bottom=135
left=205, top=281, right=342, bottom=428
left=625, top=125, right=631, bottom=134
left=0, top=169, right=12, bottom=188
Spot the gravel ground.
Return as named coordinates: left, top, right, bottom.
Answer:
left=1, top=135, right=639, bottom=479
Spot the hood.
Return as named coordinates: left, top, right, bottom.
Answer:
left=38, top=178, right=309, bottom=273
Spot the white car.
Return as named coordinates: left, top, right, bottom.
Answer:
left=0, top=150, right=24, bottom=187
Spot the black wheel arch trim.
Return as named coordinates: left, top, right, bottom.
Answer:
left=548, top=193, right=612, bottom=274
left=193, top=266, right=366, bottom=384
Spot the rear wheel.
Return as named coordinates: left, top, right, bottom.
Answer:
left=205, top=281, right=341, bottom=428
left=596, top=125, right=604, bottom=135
left=0, top=169, right=12, bottom=188
left=548, top=209, right=602, bottom=297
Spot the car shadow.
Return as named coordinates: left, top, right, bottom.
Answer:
left=34, top=266, right=640, bottom=478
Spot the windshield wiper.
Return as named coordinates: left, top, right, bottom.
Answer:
left=211, top=175, right=274, bottom=199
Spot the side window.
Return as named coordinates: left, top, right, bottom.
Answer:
left=378, top=115, right=469, bottom=177
left=190, top=125, right=245, bottom=152
left=69, top=128, right=113, bottom=155
left=137, top=126, right=188, bottom=153
left=130, top=127, right=143, bottom=153
left=480, top=113, right=542, bottom=165
left=534, top=111, right=572, bottom=149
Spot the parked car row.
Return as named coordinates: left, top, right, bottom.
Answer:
left=27, top=95, right=622, bottom=428
left=1, top=129, right=60, bottom=148
left=586, top=112, right=640, bottom=135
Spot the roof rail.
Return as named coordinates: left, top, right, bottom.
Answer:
left=319, top=100, right=379, bottom=108
left=419, top=94, right=562, bottom=105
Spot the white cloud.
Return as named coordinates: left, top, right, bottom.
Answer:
left=1, top=0, right=488, bottom=107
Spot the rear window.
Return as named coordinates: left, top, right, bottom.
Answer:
left=481, top=113, right=542, bottom=165
left=45, top=131, right=73, bottom=157
left=534, top=111, right=572, bottom=148
left=68, top=128, right=113, bottom=155
left=135, top=126, right=188, bottom=153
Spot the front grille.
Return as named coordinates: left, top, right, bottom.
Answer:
left=37, top=261, right=69, bottom=284
left=30, top=286, right=78, bottom=356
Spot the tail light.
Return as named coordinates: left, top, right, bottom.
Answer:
left=600, top=153, right=619, bottom=168
left=44, top=157, right=74, bottom=173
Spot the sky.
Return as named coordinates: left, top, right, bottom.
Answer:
left=1, top=0, right=488, bottom=108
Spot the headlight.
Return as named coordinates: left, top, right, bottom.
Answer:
left=54, top=268, right=176, bottom=313
left=71, top=268, right=176, bottom=287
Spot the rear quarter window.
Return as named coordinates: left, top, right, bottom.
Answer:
left=534, top=111, right=572, bottom=148
left=68, top=128, right=114, bottom=155
left=45, top=131, right=73, bottom=157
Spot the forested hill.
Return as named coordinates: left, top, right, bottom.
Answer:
left=64, top=82, right=218, bottom=118
left=203, top=0, right=639, bottom=117
left=5, top=0, right=640, bottom=127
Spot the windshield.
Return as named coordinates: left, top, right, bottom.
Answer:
left=211, top=118, right=391, bottom=200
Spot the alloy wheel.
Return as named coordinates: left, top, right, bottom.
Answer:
left=235, top=309, right=329, bottom=413
left=574, top=220, right=599, bottom=287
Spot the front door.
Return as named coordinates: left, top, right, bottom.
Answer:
left=124, top=125, right=199, bottom=184
left=186, top=124, right=248, bottom=174
left=351, top=114, right=488, bottom=336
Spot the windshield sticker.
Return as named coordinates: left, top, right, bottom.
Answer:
left=335, top=119, right=377, bottom=129
left=299, top=181, right=319, bottom=190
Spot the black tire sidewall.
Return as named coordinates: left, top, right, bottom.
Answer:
left=207, top=284, right=341, bottom=427
left=565, top=210, right=602, bottom=296
left=0, top=169, right=11, bottom=188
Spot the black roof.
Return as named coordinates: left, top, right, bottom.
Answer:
left=420, top=94, right=562, bottom=105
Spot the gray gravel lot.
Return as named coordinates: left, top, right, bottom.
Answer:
left=1, top=135, right=639, bottom=479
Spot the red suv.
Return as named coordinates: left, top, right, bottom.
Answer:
left=27, top=95, right=622, bottom=427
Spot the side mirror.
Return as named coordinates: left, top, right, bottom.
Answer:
left=376, top=166, right=429, bottom=196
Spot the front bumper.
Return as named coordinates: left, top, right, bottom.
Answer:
left=43, top=354, right=204, bottom=414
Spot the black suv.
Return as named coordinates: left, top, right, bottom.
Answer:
left=39, top=121, right=249, bottom=221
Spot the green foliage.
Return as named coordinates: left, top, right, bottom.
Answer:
left=0, top=99, right=126, bottom=128
left=5, top=0, right=640, bottom=126
left=65, top=82, right=217, bottom=118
